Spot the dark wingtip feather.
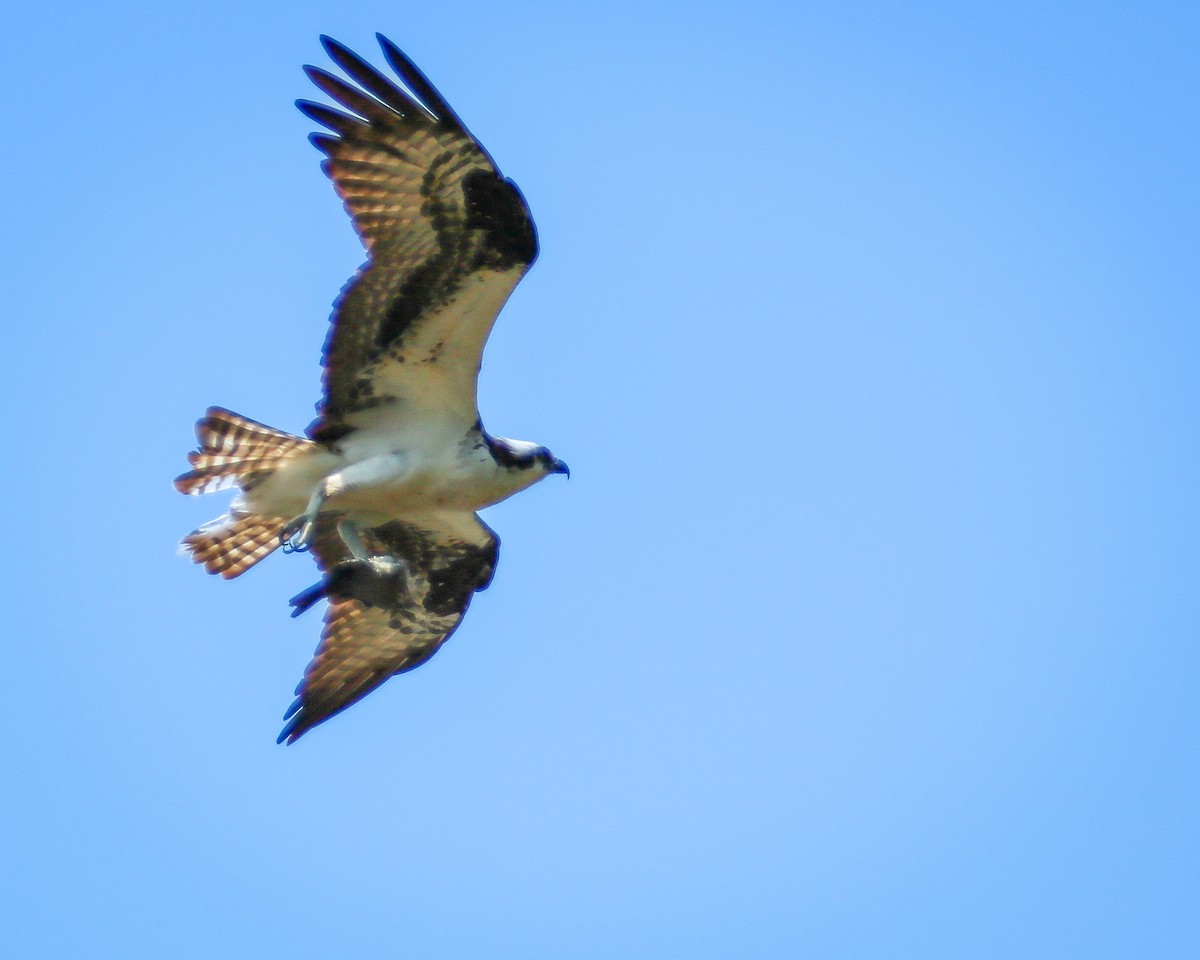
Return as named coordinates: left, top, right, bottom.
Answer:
left=277, top=697, right=326, bottom=745
left=318, top=34, right=429, bottom=122
left=276, top=725, right=300, bottom=746
left=277, top=695, right=306, bottom=744
left=283, top=694, right=304, bottom=722
left=301, top=63, right=326, bottom=87
left=308, top=132, right=338, bottom=155
left=376, top=34, right=494, bottom=166
left=375, top=34, right=463, bottom=129
left=303, top=65, right=400, bottom=126
left=297, top=99, right=368, bottom=136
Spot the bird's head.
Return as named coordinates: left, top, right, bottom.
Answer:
left=535, top=447, right=570, bottom=479
left=489, top=437, right=570, bottom=480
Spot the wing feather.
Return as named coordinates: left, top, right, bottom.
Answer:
left=278, top=513, right=499, bottom=744
left=295, top=99, right=369, bottom=138
left=376, top=34, right=474, bottom=143
left=303, top=65, right=400, bottom=127
left=299, top=36, right=538, bottom=442
left=319, top=35, right=439, bottom=124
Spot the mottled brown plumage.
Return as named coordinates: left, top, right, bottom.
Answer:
left=279, top=515, right=498, bottom=744
left=298, top=35, right=538, bottom=439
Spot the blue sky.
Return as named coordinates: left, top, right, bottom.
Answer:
left=4, top=2, right=1198, bottom=957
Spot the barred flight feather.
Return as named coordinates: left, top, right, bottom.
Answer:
left=174, top=408, right=313, bottom=496
left=181, top=514, right=289, bottom=579
left=195, top=407, right=312, bottom=455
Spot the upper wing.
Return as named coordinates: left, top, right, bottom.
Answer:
left=299, top=35, right=538, bottom=443
left=278, top=511, right=499, bottom=744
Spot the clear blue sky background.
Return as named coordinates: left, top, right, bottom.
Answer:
left=4, top=2, right=1197, bottom=956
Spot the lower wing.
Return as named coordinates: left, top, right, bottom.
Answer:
left=279, top=511, right=499, bottom=743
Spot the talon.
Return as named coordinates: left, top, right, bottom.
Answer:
left=281, top=515, right=315, bottom=554
left=280, top=488, right=327, bottom=555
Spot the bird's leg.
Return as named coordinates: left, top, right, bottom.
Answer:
left=281, top=454, right=411, bottom=555
left=336, top=518, right=369, bottom=560
left=337, top=517, right=410, bottom=585
left=281, top=486, right=327, bottom=554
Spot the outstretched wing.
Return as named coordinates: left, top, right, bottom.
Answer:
left=278, top=512, right=499, bottom=744
left=299, top=35, right=538, bottom=443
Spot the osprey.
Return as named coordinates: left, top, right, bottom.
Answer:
left=175, top=35, right=567, bottom=744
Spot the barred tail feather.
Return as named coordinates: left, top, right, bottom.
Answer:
left=176, top=408, right=313, bottom=577
left=175, top=407, right=312, bottom=496
left=181, top=513, right=289, bottom=579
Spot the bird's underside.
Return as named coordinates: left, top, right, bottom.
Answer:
left=175, top=35, right=565, bottom=743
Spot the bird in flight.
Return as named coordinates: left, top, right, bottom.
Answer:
left=175, top=34, right=567, bottom=744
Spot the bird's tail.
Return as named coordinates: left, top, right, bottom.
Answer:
left=176, top=407, right=313, bottom=579
left=175, top=406, right=313, bottom=496
left=180, top=512, right=290, bottom=579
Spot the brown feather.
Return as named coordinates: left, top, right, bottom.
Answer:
left=278, top=514, right=498, bottom=743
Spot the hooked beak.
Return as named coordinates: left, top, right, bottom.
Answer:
left=551, top=458, right=570, bottom=479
